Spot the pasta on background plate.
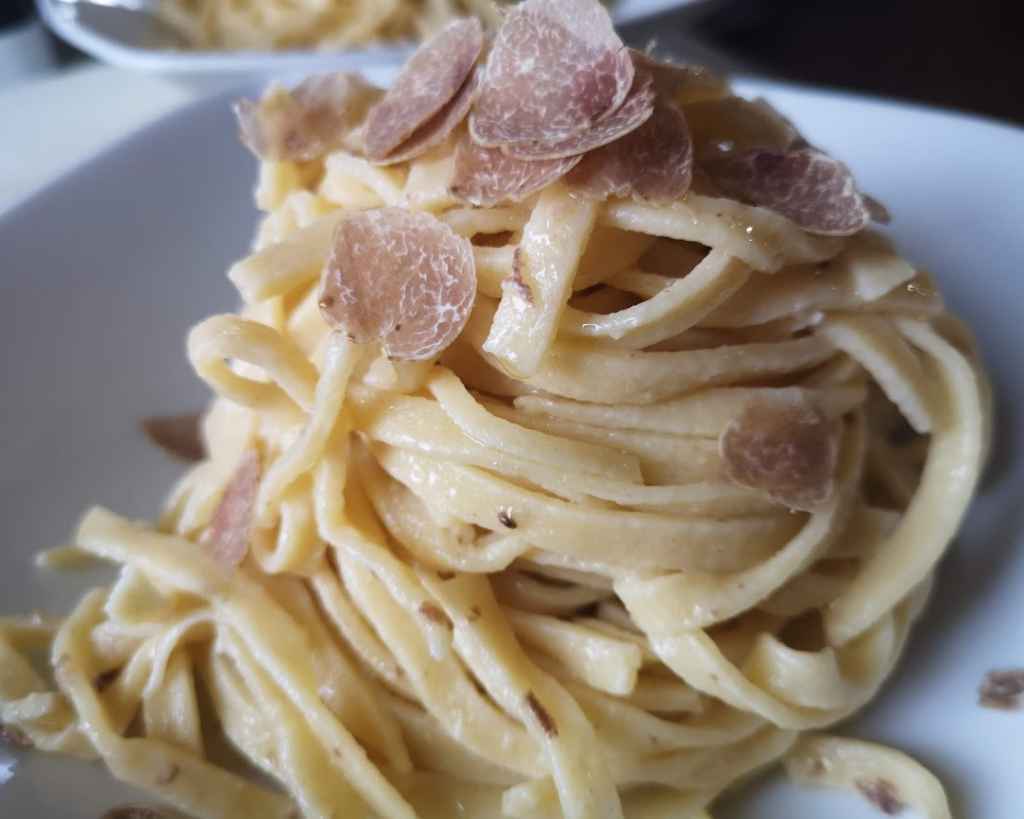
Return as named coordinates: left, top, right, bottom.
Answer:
left=0, top=2, right=991, bottom=818
left=155, top=0, right=504, bottom=51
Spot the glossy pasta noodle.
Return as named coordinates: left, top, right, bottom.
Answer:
left=155, top=0, right=504, bottom=50
left=0, top=7, right=990, bottom=819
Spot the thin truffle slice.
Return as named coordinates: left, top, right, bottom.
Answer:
left=979, top=668, right=1024, bottom=710
left=374, top=70, right=480, bottom=166
left=720, top=393, right=840, bottom=511
left=687, top=96, right=802, bottom=159
left=364, top=18, right=484, bottom=161
left=319, top=209, right=476, bottom=360
left=201, top=449, right=261, bottom=569
left=142, top=413, right=204, bottom=462
left=631, top=50, right=729, bottom=104
left=864, top=193, right=892, bottom=225
left=0, top=723, right=32, bottom=748
left=502, top=69, right=656, bottom=160
left=470, top=0, right=634, bottom=147
left=567, top=101, right=693, bottom=203
left=702, top=147, right=872, bottom=236
left=234, top=73, right=382, bottom=162
left=100, top=807, right=172, bottom=819
left=451, top=131, right=582, bottom=207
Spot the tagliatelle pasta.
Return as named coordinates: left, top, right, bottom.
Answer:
left=1, top=2, right=991, bottom=819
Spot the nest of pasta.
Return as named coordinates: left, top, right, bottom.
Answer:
left=1, top=2, right=990, bottom=819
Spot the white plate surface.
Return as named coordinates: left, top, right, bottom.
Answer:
left=1, top=81, right=1022, bottom=818
left=37, top=0, right=713, bottom=81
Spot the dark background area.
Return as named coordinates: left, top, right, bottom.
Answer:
left=4, top=0, right=1022, bottom=126
left=692, top=0, right=1022, bottom=125
left=0, top=0, right=34, bottom=28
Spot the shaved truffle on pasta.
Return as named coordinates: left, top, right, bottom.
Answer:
left=703, top=147, right=874, bottom=236
left=567, top=102, right=693, bottom=203
left=631, top=49, right=730, bottom=104
left=234, top=73, right=381, bottom=162
left=450, top=134, right=582, bottom=206
left=470, top=0, right=634, bottom=147
left=318, top=209, right=476, bottom=360
left=201, top=448, right=261, bottom=568
left=374, top=70, right=480, bottom=166
left=364, top=18, right=484, bottom=163
left=501, top=68, right=656, bottom=161
left=3, top=3, right=988, bottom=819
left=720, top=391, right=841, bottom=510
left=687, top=95, right=803, bottom=158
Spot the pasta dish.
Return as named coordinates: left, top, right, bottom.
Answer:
left=155, top=0, right=504, bottom=51
left=0, top=2, right=991, bottom=818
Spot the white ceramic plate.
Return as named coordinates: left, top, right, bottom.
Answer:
left=36, top=0, right=716, bottom=87
left=1, top=81, right=1022, bottom=818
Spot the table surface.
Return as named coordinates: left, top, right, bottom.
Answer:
left=0, top=64, right=193, bottom=214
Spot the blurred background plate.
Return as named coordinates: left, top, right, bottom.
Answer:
left=35, top=0, right=720, bottom=89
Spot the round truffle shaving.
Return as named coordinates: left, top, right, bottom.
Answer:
left=450, top=132, right=583, bottom=207
left=631, top=50, right=729, bottom=105
left=234, top=73, right=382, bottom=162
left=720, top=392, right=840, bottom=511
left=470, top=0, right=634, bottom=148
left=864, top=194, right=892, bottom=225
left=201, top=449, right=261, bottom=569
left=364, top=18, right=484, bottom=162
left=702, top=148, right=873, bottom=236
left=374, top=70, right=480, bottom=166
left=318, top=209, right=476, bottom=360
left=687, top=96, right=802, bottom=160
left=142, top=413, right=204, bottom=462
left=567, top=102, right=693, bottom=203
left=502, top=69, right=656, bottom=161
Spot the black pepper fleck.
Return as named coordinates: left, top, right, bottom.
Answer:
left=419, top=602, right=452, bottom=629
left=155, top=763, right=180, bottom=786
left=95, top=668, right=120, bottom=692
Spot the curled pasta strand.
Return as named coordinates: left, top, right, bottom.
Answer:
left=256, top=332, right=358, bottom=526
left=825, top=319, right=986, bottom=645
left=786, top=734, right=952, bottom=819
left=188, top=315, right=318, bottom=412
